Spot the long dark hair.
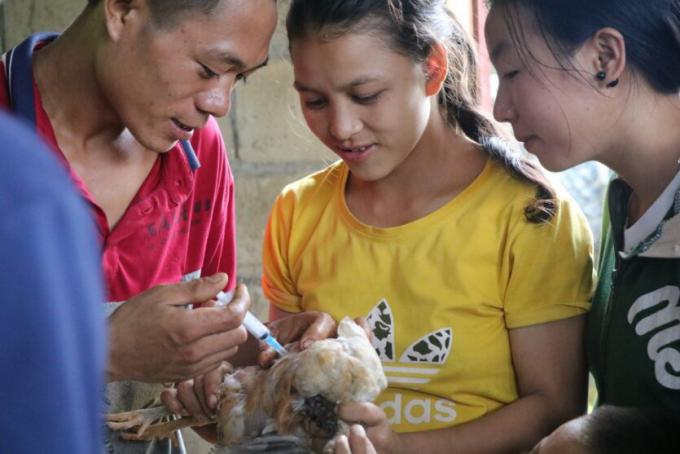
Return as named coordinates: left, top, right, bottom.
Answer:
left=287, top=0, right=557, bottom=223
left=488, top=0, right=680, bottom=95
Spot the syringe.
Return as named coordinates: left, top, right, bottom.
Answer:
left=216, top=291, right=288, bottom=356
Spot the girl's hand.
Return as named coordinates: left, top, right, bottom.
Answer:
left=337, top=402, right=405, bottom=454
left=258, top=310, right=337, bottom=366
left=334, top=424, right=378, bottom=454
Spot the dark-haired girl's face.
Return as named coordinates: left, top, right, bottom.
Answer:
left=290, top=31, right=432, bottom=182
left=485, top=6, right=609, bottom=171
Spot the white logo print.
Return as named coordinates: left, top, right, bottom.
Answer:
left=628, top=285, right=680, bottom=390
left=368, top=299, right=397, bottom=362
left=366, top=299, right=453, bottom=384
left=366, top=299, right=457, bottom=425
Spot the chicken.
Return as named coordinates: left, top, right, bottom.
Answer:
left=107, top=317, right=387, bottom=453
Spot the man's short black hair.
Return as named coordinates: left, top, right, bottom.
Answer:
left=87, top=0, right=223, bottom=27
left=584, top=406, right=680, bottom=454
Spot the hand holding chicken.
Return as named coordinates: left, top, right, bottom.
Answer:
left=107, top=317, right=387, bottom=453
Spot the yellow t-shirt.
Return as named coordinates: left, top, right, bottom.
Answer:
left=262, top=158, right=594, bottom=433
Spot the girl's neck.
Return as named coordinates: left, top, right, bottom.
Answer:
left=603, top=93, right=680, bottom=221
left=346, top=103, right=487, bottom=227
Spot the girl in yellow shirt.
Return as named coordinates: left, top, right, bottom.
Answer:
left=263, top=1, right=595, bottom=452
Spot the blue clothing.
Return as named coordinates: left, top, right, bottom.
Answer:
left=0, top=111, right=106, bottom=453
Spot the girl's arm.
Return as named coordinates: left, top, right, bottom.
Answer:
left=339, top=315, right=588, bottom=454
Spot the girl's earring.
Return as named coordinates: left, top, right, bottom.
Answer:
left=606, top=79, right=619, bottom=88
left=596, top=71, right=607, bottom=81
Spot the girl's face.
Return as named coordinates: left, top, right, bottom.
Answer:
left=485, top=6, right=608, bottom=171
left=290, top=31, right=432, bottom=182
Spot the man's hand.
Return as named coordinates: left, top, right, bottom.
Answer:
left=107, top=274, right=249, bottom=383
left=157, top=361, right=232, bottom=444
left=160, top=362, right=232, bottom=421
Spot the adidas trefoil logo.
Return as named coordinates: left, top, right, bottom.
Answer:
left=367, top=299, right=452, bottom=385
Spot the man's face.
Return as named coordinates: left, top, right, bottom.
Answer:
left=97, top=0, right=277, bottom=153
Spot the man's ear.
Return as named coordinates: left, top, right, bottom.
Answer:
left=103, top=0, right=141, bottom=42
left=586, top=27, right=627, bottom=87
left=424, top=41, right=448, bottom=96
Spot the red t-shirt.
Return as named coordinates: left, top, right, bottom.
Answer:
left=0, top=61, right=237, bottom=302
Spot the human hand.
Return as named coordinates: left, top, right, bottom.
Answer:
left=160, top=362, right=232, bottom=421
left=333, top=424, right=378, bottom=454
left=258, top=311, right=337, bottom=366
left=353, top=316, right=373, bottom=340
left=337, top=402, right=404, bottom=454
left=107, top=274, right=249, bottom=383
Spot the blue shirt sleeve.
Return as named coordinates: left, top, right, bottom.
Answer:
left=0, top=112, right=106, bottom=454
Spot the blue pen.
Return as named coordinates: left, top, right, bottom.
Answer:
left=181, top=140, right=201, bottom=170
left=216, top=291, right=288, bottom=356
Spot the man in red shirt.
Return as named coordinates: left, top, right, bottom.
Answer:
left=1, top=0, right=277, bottom=452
